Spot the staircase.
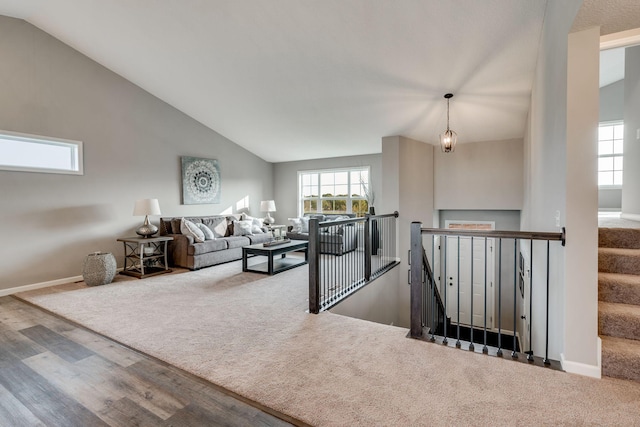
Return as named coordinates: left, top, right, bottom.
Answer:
left=598, top=227, right=640, bottom=382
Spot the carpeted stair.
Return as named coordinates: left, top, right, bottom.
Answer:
left=598, top=227, right=640, bottom=382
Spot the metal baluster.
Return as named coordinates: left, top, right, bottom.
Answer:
left=431, top=235, right=436, bottom=341
left=443, top=236, right=448, bottom=345
left=528, top=239, right=534, bottom=362
left=456, top=236, right=461, bottom=348
left=544, top=240, right=550, bottom=365
left=483, top=238, right=488, bottom=354
left=512, top=239, right=518, bottom=359
left=469, top=237, right=474, bottom=352
left=497, top=239, right=503, bottom=357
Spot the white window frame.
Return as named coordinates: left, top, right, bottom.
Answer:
left=297, top=166, right=370, bottom=216
left=598, top=120, right=623, bottom=189
left=0, top=129, right=83, bottom=175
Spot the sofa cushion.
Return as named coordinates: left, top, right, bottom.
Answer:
left=188, top=238, right=228, bottom=256
left=224, top=236, right=251, bottom=249
left=202, top=216, right=227, bottom=238
left=180, top=218, right=205, bottom=243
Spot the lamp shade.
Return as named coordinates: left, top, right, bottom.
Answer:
left=133, top=198, right=161, bottom=216
left=260, top=200, right=276, bottom=212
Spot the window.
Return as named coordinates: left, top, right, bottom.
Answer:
left=298, top=167, right=370, bottom=217
left=598, top=122, right=623, bottom=187
left=0, top=130, right=83, bottom=175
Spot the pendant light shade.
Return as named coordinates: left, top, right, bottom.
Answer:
left=440, top=93, right=457, bottom=153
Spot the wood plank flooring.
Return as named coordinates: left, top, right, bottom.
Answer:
left=0, top=296, right=299, bottom=427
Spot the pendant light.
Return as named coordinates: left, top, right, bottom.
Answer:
left=440, top=93, right=457, bottom=153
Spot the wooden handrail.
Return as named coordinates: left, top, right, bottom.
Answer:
left=420, top=227, right=566, bottom=246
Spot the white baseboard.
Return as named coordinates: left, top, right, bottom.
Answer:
left=0, top=275, right=84, bottom=297
left=560, top=337, right=602, bottom=379
left=620, top=213, right=640, bottom=222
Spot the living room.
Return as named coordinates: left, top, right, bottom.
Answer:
left=2, top=1, right=640, bottom=425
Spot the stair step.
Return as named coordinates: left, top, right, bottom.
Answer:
left=601, top=335, right=640, bottom=382
left=599, top=272, right=640, bottom=306
left=599, top=301, right=640, bottom=341
left=599, top=227, right=640, bottom=249
left=598, top=247, right=640, bottom=275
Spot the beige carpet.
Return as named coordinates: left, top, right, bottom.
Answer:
left=16, top=260, right=640, bottom=426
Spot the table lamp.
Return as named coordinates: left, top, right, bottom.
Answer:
left=133, top=198, right=161, bottom=237
left=260, top=200, right=276, bottom=225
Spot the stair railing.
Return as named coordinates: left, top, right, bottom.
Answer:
left=410, top=222, right=565, bottom=364
left=309, top=212, right=400, bottom=313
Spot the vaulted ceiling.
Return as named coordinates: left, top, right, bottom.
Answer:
left=0, top=1, right=577, bottom=162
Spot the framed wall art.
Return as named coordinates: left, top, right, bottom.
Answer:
left=181, top=156, right=221, bottom=204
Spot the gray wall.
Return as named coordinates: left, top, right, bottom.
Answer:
left=434, top=139, right=523, bottom=210
left=273, top=154, right=382, bottom=222
left=622, top=45, right=640, bottom=218
left=599, top=79, right=624, bottom=210
left=438, top=210, right=521, bottom=331
left=0, top=17, right=273, bottom=290
left=599, top=79, right=624, bottom=122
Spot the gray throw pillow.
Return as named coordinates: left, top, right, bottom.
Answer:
left=196, top=223, right=215, bottom=240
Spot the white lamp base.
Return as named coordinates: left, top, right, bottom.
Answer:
left=264, top=213, right=274, bottom=225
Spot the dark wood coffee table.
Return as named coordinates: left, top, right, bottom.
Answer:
left=242, top=240, right=308, bottom=275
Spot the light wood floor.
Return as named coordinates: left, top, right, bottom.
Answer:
left=0, top=296, right=299, bottom=427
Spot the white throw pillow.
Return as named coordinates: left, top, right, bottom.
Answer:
left=233, top=220, right=253, bottom=236
left=196, top=223, right=215, bottom=240
left=300, top=217, right=310, bottom=233
left=288, top=217, right=302, bottom=233
left=180, top=218, right=205, bottom=243
left=242, top=215, right=264, bottom=233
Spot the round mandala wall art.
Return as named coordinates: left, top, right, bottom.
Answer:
left=181, top=156, right=221, bottom=204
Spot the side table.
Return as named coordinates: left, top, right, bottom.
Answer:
left=117, top=236, right=173, bottom=279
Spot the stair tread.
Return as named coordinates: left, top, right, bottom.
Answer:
left=599, top=302, right=640, bottom=341
left=599, top=301, right=640, bottom=316
left=598, top=247, right=640, bottom=255
left=599, top=227, right=640, bottom=249
left=598, top=248, right=640, bottom=275
left=601, top=335, right=640, bottom=382
left=599, top=272, right=640, bottom=284
left=599, top=272, right=640, bottom=306
left=602, top=335, right=640, bottom=352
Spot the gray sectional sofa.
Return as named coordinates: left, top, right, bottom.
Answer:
left=159, top=214, right=272, bottom=270
left=286, top=214, right=358, bottom=256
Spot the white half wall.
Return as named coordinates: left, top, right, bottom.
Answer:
left=522, top=0, right=581, bottom=365
left=434, top=139, right=523, bottom=210
left=565, top=26, right=601, bottom=371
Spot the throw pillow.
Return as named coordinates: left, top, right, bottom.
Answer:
left=242, top=215, right=265, bottom=233
left=233, top=220, right=253, bottom=236
left=196, top=223, right=215, bottom=240
left=300, top=216, right=310, bottom=233
left=180, top=218, right=205, bottom=243
left=288, top=217, right=302, bottom=233
left=205, top=216, right=227, bottom=238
